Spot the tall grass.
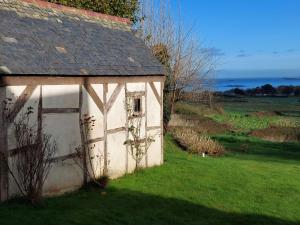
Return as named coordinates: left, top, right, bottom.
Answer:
left=171, top=127, right=225, bottom=156
left=251, top=127, right=300, bottom=142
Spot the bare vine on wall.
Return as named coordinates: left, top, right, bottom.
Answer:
left=124, top=94, right=155, bottom=170
left=74, top=114, right=109, bottom=188
left=1, top=98, right=57, bottom=204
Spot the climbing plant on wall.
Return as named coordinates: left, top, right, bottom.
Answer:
left=73, top=114, right=109, bottom=189
left=123, top=94, right=156, bottom=170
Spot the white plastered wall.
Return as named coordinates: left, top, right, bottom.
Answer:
left=147, top=82, right=161, bottom=127
left=4, top=80, right=163, bottom=198
left=106, top=84, right=127, bottom=177
left=41, top=85, right=83, bottom=195
left=146, top=82, right=163, bottom=166
left=82, top=84, right=104, bottom=178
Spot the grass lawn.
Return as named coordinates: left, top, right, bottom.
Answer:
left=216, top=96, right=300, bottom=117
left=216, top=96, right=300, bottom=127
left=1, top=135, right=300, bottom=225
left=175, top=98, right=300, bottom=132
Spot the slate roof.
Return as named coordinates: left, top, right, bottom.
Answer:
left=0, top=0, right=164, bottom=76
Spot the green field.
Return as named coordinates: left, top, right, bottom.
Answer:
left=216, top=96, right=300, bottom=116
left=0, top=135, right=299, bottom=225
left=1, top=96, right=299, bottom=225
left=175, top=96, right=300, bottom=132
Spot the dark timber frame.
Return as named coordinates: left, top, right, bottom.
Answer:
left=0, top=75, right=164, bottom=201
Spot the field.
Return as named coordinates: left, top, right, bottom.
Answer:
left=0, top=96, right=300, bottom=225
left=175, top=96, right=300, bottom=135
left=0, top=134, right=299, bottom=225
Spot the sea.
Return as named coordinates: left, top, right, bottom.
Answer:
left=214, top=70, right=300, bottom=92
left=215, top=77, right=300, bottom=92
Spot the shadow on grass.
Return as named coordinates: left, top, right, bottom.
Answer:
left=215, top=135, right=300, bottom=163
left=0, top=187, right=298, bottom=225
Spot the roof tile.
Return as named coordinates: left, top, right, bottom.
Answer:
left=0, top=0, right=164, bottom=76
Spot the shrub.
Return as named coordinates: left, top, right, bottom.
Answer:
left=169, top=114, right=232, bottom=135
left=48, top=0, right=141, bottom=23
left=171, top=127, right=225, bottom=156
left=2, top=105, right=57, bottom=204
left=98, top=175, right=109, bottom=189
left=250, top=127, right=300, bottom=142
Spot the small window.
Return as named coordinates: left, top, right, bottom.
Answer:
left=134, top=98, right=141, bottom=114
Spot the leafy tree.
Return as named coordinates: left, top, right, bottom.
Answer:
left=233, top=88, right=245, bottom=96
left=261, top=84, right=277, bottom=95
left=48, top=0, right=141, bottom=24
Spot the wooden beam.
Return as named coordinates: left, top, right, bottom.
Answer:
left=125, top=84, right=129, bottom=174
left=8, top=85, right=37, bottom=123
left=0, top=76, right=165, bottom=87
left=79, top=85, right=88, bottom=185
left=160, top=81, right=164, bottom=165
left=106, top=83, right=124, bottom=113
left=36, top=86, right=43, bottom=196
left=149, top=82, right=162, bottom=105
left=145, top=82, right=148, bottom=168
left=83, top=84, right=104, bottom=114
left=49, top=153, right=78, bottom=163
left=146, top=126, right=161, bottom=131
left=37, top=86, right=42, bottom=143
left=126, top=91, right=145, bottom=97
left=128, top=113, right=145, bottom=120
left=42, top=108, right=79, bottom=114
left=8, top=144, right=36, bottom=157
left=103, top=84, right=108, bottom=175
left=0, top=86, right=8, bottom=201
left=107, top=127, right=126, bottom=135
left=86, top=137, right=104, bottom=145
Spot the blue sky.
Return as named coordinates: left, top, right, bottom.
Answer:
left=172, top=0, right=300, bottom=76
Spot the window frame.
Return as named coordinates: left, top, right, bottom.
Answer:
left=126, top=91, right=145, bottom=118
left=133, top=97, right=142, bottom=114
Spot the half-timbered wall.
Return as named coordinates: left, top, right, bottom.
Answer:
left=0, top=76, right=164, bottom=200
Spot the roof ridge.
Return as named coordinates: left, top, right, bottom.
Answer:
left=21, top=0, right=131, bottom=25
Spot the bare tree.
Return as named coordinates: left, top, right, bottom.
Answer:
left=140, top=0, right=216, bottom=113
left=2, top=101, right=57, bottom=204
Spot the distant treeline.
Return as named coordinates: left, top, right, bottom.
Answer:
left=224, top=84, right=300, bottom=96
left=178, top=84, right=300, bottom=104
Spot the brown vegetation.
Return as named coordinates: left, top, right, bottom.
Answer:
left=250, top=127, right=300, bottom=142
left=169, top=114, right=232, bottom=135
left=250, top=111, right=282, bottom=117
left=171, top=127, right=224, bottom=156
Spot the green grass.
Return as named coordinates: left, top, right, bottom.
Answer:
left=218, top=96, right=300, bottom=126
left=1, top=134, right=300, bottom=225
left=210, top=112, right=280, bottom=132
left=176, top=97, right=300, bottom=132
left=217, top=96, right=300, bottom=116
left=175, top=101, right=217, bottom=116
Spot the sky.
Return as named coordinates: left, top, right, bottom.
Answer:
left=172, top=0, right=300, bottom=77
